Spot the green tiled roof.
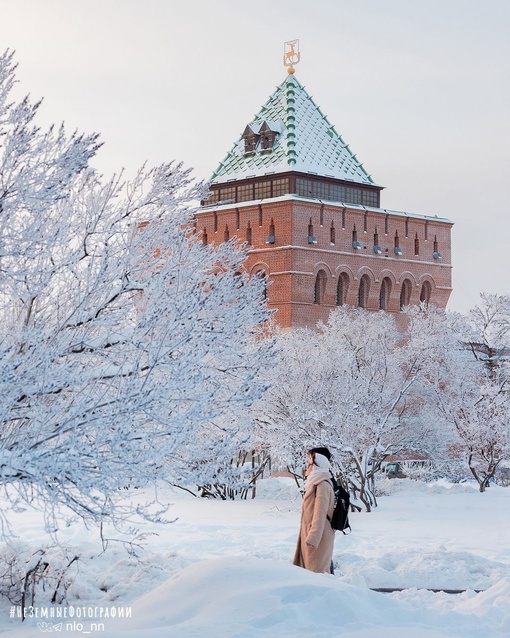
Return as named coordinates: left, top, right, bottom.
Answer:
left=211, top=73, right=376, bottom=186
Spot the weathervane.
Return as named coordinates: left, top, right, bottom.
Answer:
left=283, top=39, right=300, bottom=73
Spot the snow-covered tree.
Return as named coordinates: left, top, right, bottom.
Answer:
left=257, top=306, right=434, bottom=510
left=464, top=293, right=510, bottom=376
left=429, top=294, right=510, bottom=491
left=0, top=50, right=272, bottom=534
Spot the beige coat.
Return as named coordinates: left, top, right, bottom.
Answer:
left=293, top=476, right=335, bottom=573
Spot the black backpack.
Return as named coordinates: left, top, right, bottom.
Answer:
left=327, top=476, right=351, bottom=534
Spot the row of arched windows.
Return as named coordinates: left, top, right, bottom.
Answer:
left=314, top=270, right=432, bottom=310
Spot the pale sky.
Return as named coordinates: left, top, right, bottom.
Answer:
left=2, top=0, right=509, bottom=315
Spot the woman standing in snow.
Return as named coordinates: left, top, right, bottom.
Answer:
left=293, top=449, right=335, bottom=574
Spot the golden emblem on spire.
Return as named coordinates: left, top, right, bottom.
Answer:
left=283, top=39, right=300, bottom=73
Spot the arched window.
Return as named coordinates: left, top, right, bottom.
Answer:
left=420, top=281, right=432, bottom=306
left=255, top=270, right=267, bottom=301
left=358, top=274, right=370, bottom=308
left=336, top=272, right=349, bottom=306
left=314, top=270, right=327, bottom=305
left=379, top=277, right=392, bottom=310
left=400, top=278, right=412, bottom=310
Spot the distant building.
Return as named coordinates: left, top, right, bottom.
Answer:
left=197, top=70, right=453, bottom=329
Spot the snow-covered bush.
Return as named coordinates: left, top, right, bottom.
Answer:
left=0, top=543, right=79, bottom=607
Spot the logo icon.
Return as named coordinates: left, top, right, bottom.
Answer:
left=37, top=621, right=63, bottom=632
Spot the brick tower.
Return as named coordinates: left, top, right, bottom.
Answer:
left=196, top=67, right=453, bottom=329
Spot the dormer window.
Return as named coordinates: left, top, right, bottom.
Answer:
left=242, top=121, right=279, bottom=155
left=243, top=124, right=260, bottom=155
left=259, top=121, right=277, bottom=152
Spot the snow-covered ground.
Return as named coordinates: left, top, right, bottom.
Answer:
left=1, top=477, right=510, bottom=637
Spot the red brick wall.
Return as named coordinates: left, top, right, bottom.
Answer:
left=196, top=197, right=452, bottom=329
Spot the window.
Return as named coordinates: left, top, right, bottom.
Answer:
left=254, top=181, right=271, bottom=200
left=336, top=272, right=349, bottom=306
left=233, top=271, right=243, bottom=287
left=246, top=222, right=252, bottom=245
left=294, top=178, right=379, bottom=207
left=345, top=187, right=361, bottom=204
left=219, top=187, right=235, bottom=202
left=394, top=231, right=402, bottom=255
left=420, top=281, right=432, bottom=306
left=361, top=190, right=379, bottom=207
left=237, top=184, right=253, bottom=203
left=415, top=233, right=419, bottom=255
left=202, top=228, right=208, bottom=246
left=308, top=219, right=317, bottom=244
left=266, top=218, right=275, bottom=244
left=358, top=274, right=370, bottom=308
left=255, top=270, right=267, bottom=301
left=400, top=279, right=412, bottom=310
left=214, top=211, right=218, bottom=233
left=203, top=190, right=219, bottom=205
left=330, top=221, right=335, bottom=245
left=379, top=277, right=392, bottom=310
left=352, top=225, right=361, bottom=249
left=314, top=270, right=327, bottom=305
left=224, top=225, right=230, bottom=242
left=272, top=178, right=289, bottom=197
left=260, top=134, right=274, bottom=150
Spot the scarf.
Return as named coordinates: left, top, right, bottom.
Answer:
left=304, top=468, right=332, bottom=492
